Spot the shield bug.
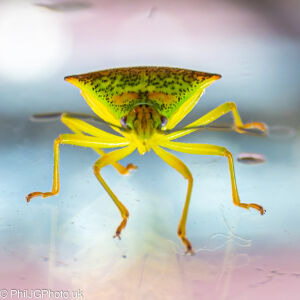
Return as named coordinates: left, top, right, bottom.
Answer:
left=26, top=67, right=267, bottom=254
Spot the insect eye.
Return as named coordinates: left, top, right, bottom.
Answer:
left=120, top=116, right=127, bottom=128
left=161, top=116, right=168, bottom=127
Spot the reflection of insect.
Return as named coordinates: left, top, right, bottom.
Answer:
left=26, top=67, right=267, bottom=254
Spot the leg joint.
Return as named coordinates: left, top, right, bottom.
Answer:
left=55, top=135, right=65, bottom=144
left=226, top=101, right=236, bottom=109
left=187, top=174, right=193, bottom=184
left=177, top=228, right=184, bottom=237
left=183, top=170, right=193, bottom=181
left=93, top=164, right=100, bottom=174
left=224, top=148, right=232, bottom=158
left=216, top=146, right=230, bottom=157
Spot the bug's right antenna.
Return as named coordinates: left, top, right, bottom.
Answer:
left=164, top=123, right=267, bottom=137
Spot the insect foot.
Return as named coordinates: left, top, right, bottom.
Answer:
left=177, top=230, right=194, bottom=255
left=185, top=245, right=195, bottom=255
left=26, top=191, right=55, bottom=203
left=237, top=122, right=268, bottom=136
left=123, top=163, right=138, bottom=175
left=250, top=204, right=266, bottom=215
left=113, top=218, right=128, bottom=239
left=239, top=202, right=266, bottom=215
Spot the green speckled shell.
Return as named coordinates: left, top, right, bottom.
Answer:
left=65, top=66, right=221, bottom=120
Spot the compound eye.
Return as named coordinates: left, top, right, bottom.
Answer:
left=120, top=116, right=127, bottom=128
left=161, top=116, right=168, bottom=127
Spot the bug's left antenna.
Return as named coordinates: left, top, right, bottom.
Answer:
left=30, top=112, right=126, bottom=132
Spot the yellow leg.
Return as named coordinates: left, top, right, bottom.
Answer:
left=61, top=113, right=137, bottom=175
left=94, top=149, right=137, bottom=175
left=161, top=140, right=265, bottom=215
left=26, top=133, right=129, bottom=202
left=166, top=102, right=267, bottom=140
left=152, top=145, right=194, bottom=254
left=93, top=145, right=136, bottom=238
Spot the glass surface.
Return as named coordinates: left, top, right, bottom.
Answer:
left=0, top=1, right=299, bottom=299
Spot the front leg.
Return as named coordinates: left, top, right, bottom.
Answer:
left=166, top=102, right=267, bottom=140
left=61, top=113, right=137, bottom=175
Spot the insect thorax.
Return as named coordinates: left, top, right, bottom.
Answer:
left=122, top=104, right=166, bottom=154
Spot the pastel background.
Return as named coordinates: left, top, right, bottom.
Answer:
left=0, top=0, right=299, bottom=299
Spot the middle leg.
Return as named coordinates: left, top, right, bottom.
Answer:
left=26, top=133, right=129, bottom=202
left=161, top=140, right=265, bottom=215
